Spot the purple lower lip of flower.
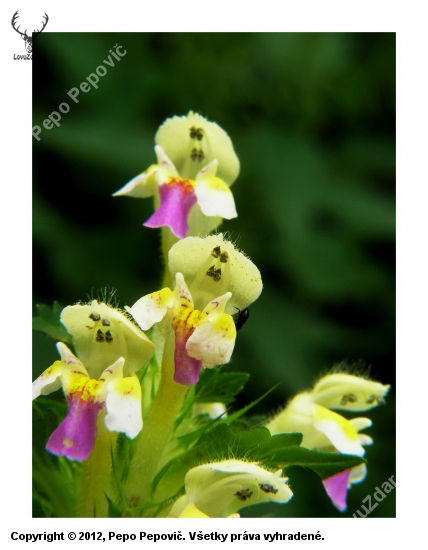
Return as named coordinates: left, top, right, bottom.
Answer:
left=143, top=180, right=197, bottom=239
left=322, top=469, right=352, bottom=512
left=173, top=336, right=202, bottom=386
left=46, top=394, right=104, bottom=461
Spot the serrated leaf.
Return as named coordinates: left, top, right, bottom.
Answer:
left=264, top=446, right=366, bottom=480
left=258, top=432, right=304, bottom=456
left=175, top=415, right=218, bottom=448
left=152, top=425, right=299, bottom=501
left=152, top=424, right=364, bottom=506
left=33, top=302, right=72, bottom=343
left=152, top=425, right=262, bottom=498
left=174, top=370, right=250, bottom=432
left=219, top=384, right=278, bottom=425
left=195, top=370, right=250, bottom=405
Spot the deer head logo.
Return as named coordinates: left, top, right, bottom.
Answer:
left=11, top=11, right=49, bottom=54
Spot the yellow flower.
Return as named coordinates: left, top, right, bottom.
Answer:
left=127, top=235, right=263, bottom=385
left=127, top=273, right=236, bottom=386
left=266, top=373, right=390, bottom=511
left=168, top=234, right=262, bottom=315
left=60, top=300, right=154, bottom=379
left=155, top=112, right=240, bottom=184
left=168, top=460, right=292, bottom=518
left=114, top=112, right=240, bottom=238
left=32, top=343, right=143, bottom=461
left=177, top=502, right=239, bottom=518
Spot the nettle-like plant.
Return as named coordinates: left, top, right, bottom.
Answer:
left=32, top=112, right=390, bottom=518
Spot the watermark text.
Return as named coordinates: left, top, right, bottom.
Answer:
left=33, top=44, right=126, bottom=141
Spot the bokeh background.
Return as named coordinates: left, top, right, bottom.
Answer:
left=33, top=32, right=395, bottom=517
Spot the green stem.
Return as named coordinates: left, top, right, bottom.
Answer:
left=161, top=226, right=178, bottom=289
left=77, top=414, right=116, bottom=517
left=124, top=330, right=187, bottom=514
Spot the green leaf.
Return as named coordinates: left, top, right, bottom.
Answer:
left=33, top=302, right=72, bottom=343
left=152, top=424, right=364, bottom=506
left=152, top=425, right=300, bottom=501
left=106, top=495, right=123, bottom=518
left=219, top=384, right=278, bottom=425
left=173, top=369, right=250, bottom=433
left=138, top=357, right=161, bottom=418
left=174, top=414, right=219, bottom=448
left=258, top=432, right=305, bottom=457
left=265, top=446, right=366, bottom=480
left=32, top=400, right=81, bottom=517
left=32, top=453, right=81, bottom=518
left=32, top=399, right=67, bottom=456
left=195, top=369, right=250, bottom=405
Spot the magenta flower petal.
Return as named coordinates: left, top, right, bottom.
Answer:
left=143, top=180, right=196, bottom=238
left=46, top=394, right=104, bottom=461
left=173, top=336, right=203, bottom=386
left=322, top=469, right=352, bottom=512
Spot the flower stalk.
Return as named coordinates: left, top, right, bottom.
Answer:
left=124, top=328, right=188, bottom=514
left=77, top=414, right=116, bottom=517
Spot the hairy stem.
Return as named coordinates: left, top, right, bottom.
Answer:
left=77, top=415, right=115, bottom=517
left=124, top=330, right=187, bottom=514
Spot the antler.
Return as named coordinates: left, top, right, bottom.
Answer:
left=11, top=10, right=28, bottom=38
left=34, top=13, right=49, bottom=34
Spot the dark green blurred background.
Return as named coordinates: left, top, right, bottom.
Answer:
left=33, top=33, right=395, bottom=517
